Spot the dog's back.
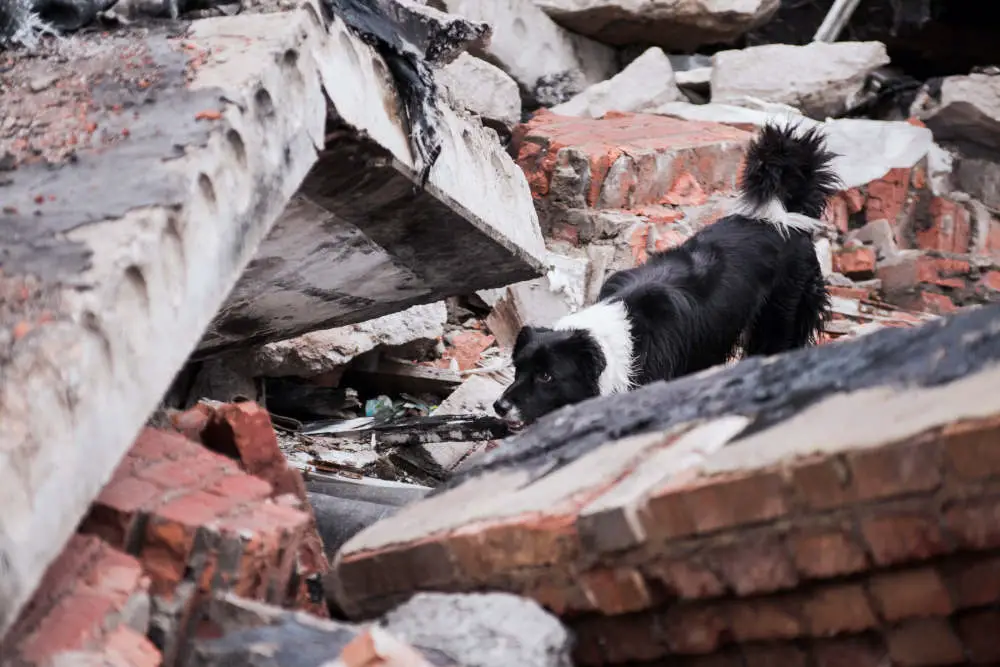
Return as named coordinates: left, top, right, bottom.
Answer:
left=599, top=122, right=841, bottom=384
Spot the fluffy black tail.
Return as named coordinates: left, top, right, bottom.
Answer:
left=732, top=122, right=841, bottom=234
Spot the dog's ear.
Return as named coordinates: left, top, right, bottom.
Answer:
left=513, top=326, right=552, bottom=356
left=558, top=330, right=607, bottom=376
left=513, top=326, right=535, bottom=356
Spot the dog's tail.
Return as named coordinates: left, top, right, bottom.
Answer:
left=731, top=122, right=841, bottom=236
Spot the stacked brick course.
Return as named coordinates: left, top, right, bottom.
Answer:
left=332, top=366, right=1000, bottom=665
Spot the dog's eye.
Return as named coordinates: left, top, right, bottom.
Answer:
left=538, top=372, right=552, bottom=383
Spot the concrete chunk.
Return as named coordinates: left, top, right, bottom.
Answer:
left=196, top=11, right=546, bottom=355
left=438, top=53, right=522, bottom=132
left=912, top=74, right=1000, bottom=151
left=534, top=0, right=779, bottom=49
left=428, top=0, right=618, bottom=106
left=711, top=41, right=890, bottom=118
left=550, top=47, right=684, bottom=119
left=250, top=301, right=447, bottom=377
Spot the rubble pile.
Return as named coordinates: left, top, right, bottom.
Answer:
left=3, top=0, right=1000, bottom=664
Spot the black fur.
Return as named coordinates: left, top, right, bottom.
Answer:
left=494, top=122, right=841, bottom=426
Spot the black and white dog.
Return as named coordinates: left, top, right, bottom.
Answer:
left=493, top=122, right=841, bottom=427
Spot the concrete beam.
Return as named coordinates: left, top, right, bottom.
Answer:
left=195, top=5, right=545, bottom=356
left=0, top=0, right=542, bottom=637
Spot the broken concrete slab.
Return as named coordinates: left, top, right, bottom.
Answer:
left=952, top=147, right=1000, bottom=212
left=367, top=0, right=493, bottom=66
left=427, top=0, right=618, bottom=107
left=912, top=73, right=1000, bottom=151
left=711, top=41, right=890, bottom=118
left=196, top=11, right=547, bottom=356
left=249, top=302, right=447, bottom=377
left=533, top=0, right=780, bottom=50
left=438, top=53, right=522, bottom=133
left=549, top=47, right=684, bottom=119
left=0, top=0, right=543, bottom=638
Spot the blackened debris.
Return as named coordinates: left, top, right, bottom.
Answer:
left=323, top=0, right=443, bottom=186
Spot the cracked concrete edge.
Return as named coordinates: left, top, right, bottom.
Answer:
left=0, top=6, right=324, bottom=639
left=311, top=6, right=546, bottom=263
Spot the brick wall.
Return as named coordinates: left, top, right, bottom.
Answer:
left=332, top=382, right=1000, bottom=666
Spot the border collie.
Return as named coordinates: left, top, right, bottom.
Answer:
left=493, top=122, right=841, bottom=428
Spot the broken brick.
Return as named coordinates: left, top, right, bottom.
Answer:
left=832, top=246, right=876, bottom=279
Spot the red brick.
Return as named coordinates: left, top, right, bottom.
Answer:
left=812, top=637, right=887, bottom=667
left=131, top=427, right=204, bottom=462
left=18, top=591, right=117, bottom=663
left=846, top=436, right=942, bottom=501
left=899, top=290, right=959, bottom=315
left=513, top=111, right=749, bottom=209
left=449, top=519, right=578, bottom=583
left=204, top=474, right=273, bottom=503
left=981, top=270, right=1000, bottom=292
left=136, top=454, right=235, bottom=490
left=957, top=609, right=1000, bottom=663
left=822, top=193, right=849, bottom=234
left=728, top=596, right=804, bottom=642
left=944, top=555, right=1000, bottom=608
left=644, top=557, right=726, bottom=600
left=887, top=618, right=965, bottom=667
left=827, top=285, right=874, bottom=301
left=916, top=197, right=972, bottom=254
left=83, top=476, right=165, bottom=548
left=572, top=613, right=665, bottom=664
left=944, top=497, right=1000, bottom=550
left=865, top=167, right=911, bottom=229
left=742, top=644, right=808, bottom=667
left=869, top=568, right=953, bottom=622
left=859, top=505, right=948, bottom=566
left=788, top=528, right=868, bottom=579
left=708, top=533, right=798, bottom=596
left=661, top=605, right=729, bottom=655
left=646, top=470, right=789, bottom=538
left=802, top=584, right=878, bottom=637
left=832, top=246, right=876, bottom=279
left=787, top=456, right=855, bottom=510
left=579, top=567, right=652, bottom=615
left=442, top=330, right=495, bottom=371
left=942, top=415, right=1000, bottom=480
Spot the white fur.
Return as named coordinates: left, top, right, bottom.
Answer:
left=729, top=195, right=826, bottom=237
left=553, top=300, right=635, bottom=396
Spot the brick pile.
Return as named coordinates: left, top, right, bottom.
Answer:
left=331, top=362, right=1000, bottom=666
left=0, top=535, right=159, bottom=667
left=510, top=111, right=1000, bottom=342
left=2, top=409, right=330, bottom=666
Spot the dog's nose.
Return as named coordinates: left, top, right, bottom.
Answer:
left=493, top=398, right=511, bottom=417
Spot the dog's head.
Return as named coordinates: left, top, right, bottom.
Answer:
left=493, top=325, right=606, bottom=428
